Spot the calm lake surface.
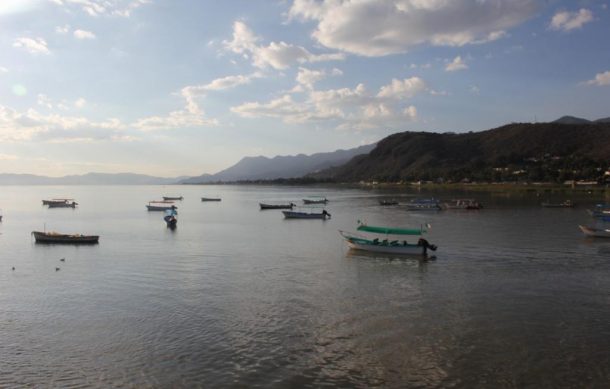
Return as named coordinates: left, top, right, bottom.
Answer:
left=0, top=185, right=609, bottom=388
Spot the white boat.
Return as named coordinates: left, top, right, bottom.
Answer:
left=340, top=222, right=437, bottom=256
left=282, top=210, right=331, bottom=219
left=405, top=198, right=441, bottom=211
left=443, top=199, right=483, bottom=210
left=579, top=225, right=610, bottom=238
left=42, top=198, right=74, bottom=206
left=146, top=201, right=177, bottom=211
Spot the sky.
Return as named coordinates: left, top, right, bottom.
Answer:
left=1, top=0, right=609, bottom=177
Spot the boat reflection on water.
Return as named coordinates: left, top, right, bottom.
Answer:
left=345, top=247, right=436, bottom=263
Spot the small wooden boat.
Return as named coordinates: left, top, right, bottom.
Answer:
left=32, top=231, right=99, bottom=244
left=260, top=202, right=296, bottom=210
left=42, top=198, right=74, bottom=206
left=162, top=196, right=183, bottom=201
left=48, top=201, right=78, bottom=208
left=541, top=200, right=575, bottom=208
left=282, top=210, right=331, bottom=219
left=303, top=197, right=328, bottom=204
left=379, top=199, right=399, bottom=206
left=339, top=222, right=437, bottom=256
left=147, top=201, right=177, bottom=211
left=201, top=197, right=221, bottom=202
left=406, top=198, right=441, bottom=211
left=164, top=209, right=178, bottom=228
left=579, top=225, right=610, bottom=238
left=443, top=199, right=483, bottom=210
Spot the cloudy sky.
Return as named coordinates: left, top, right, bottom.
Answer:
left=1, top=0, right=609, bottom=177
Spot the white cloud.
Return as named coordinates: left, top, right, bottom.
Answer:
left=13, top=37, right=50, bottom=55
left=0, top=87, right=218, bottom=142
left=0, top=153, right=18, bottom=161
left=55, top=24, right=70, bottom=34
left=294, top=67, right=342, bottom=90
left=288, top=0, right=537, bottom=56
left=0, top=66, right=8, bottom=73
left=50, top=0, right=150, bottom=17
left=445, top=56, right=468, bottom=72
left=223, top=21, right=344, bottom=70
left=377, top=77, right=427, bottom=99
left=232, top=76, right=434, bottom=131
left=550, top=9, right=594, bottom=31
left=74, top=29, right=96, bottom=39
left=585, top=70, right=610, bottom=86
left=75, top=98, right=87, bottom=108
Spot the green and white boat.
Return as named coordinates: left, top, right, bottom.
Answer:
left=340, top=222, right=437, bottom=255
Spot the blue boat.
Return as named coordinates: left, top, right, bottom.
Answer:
left=164, top=209, right=178, bottom=228
left=405, top=198, right=441, bottom=211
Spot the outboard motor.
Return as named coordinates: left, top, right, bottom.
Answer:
left=418, top=238, right=438, bottom=255
left=322, top=209, right=331, bottom=219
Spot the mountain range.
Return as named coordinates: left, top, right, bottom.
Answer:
left=311, top=120, right=610, bottom=183
left=181, top=144, right=375, bottom=184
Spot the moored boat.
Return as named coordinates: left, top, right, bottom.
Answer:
left=201, top=197, right=221, bottom=202
left=164, top=209, right=178, bottom=228
left=48, top=201, right=78, bottom=208
left=379, top=199, right=399, bottom=206
left=339, top=222, right=437, bottom=256
left=162, top=196, right=183, bottom=201
left=405, top=198, right=441, bottom=211
left=303, top=197, right=328, bottom=204
left=42, top=198, right=74, bottom=206
left=32, top=231, right=99, bottom=244
left=588, top=204, right=610, bottom=218
left=443, top=199, right=483, bottom=210
left=579, top=225, right=610, bottom=238
left=260, top=202, right=296, bottom=210
left=282, top=210, right=331, bottom=219
left=147, top=201, right=177, bottom=211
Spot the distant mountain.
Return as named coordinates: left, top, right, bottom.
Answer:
left=182, top=144, right=375, bottom=184
left=0, top=172, right=184, bottom=185
left=594, top=117, right=610, bottom=123
left=552, top=116, right=592, bottom=125
left=311, top=122, right=610, bottom=183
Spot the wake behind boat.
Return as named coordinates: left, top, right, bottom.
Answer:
left=32, top=231, right=99, bottom=244
left=340, top=222, right=437, bottom=256
left=283, top=210, right=331, bottom=219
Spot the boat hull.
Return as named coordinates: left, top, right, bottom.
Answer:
left=162, top=196, right=183, bottom=201
left=303, top=199, right=328, bottom=204
left=32, top=231, right=99, bottom=244
left=260, top=203, right=294, bottom=210
left=579, top=225, right=610, bottom=238
left=346, top=240, right=425, bottom=255
left=201, top=198, right=221, bottom=202
left=48, top=202, right=77, bottom=208
left=282, top=211, right=330, bottom=219
left=147, top=205, right=177, bottom=211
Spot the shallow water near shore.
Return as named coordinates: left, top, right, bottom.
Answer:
left=0, top=185, right=609, bottom=387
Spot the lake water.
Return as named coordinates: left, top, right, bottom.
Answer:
left=0, top=185, right=609, bottom=388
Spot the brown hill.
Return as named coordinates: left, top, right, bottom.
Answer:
left=312, top=122, right=610, bottom=182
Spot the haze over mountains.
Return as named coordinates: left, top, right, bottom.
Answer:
left=1, top=116, right=608, bottom=185
left=181, top=144, right=375, bottom=184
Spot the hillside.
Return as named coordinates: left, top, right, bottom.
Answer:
left=312, top=122, right=610, bottom=183
left=182, top=144, right=375, bottom=184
